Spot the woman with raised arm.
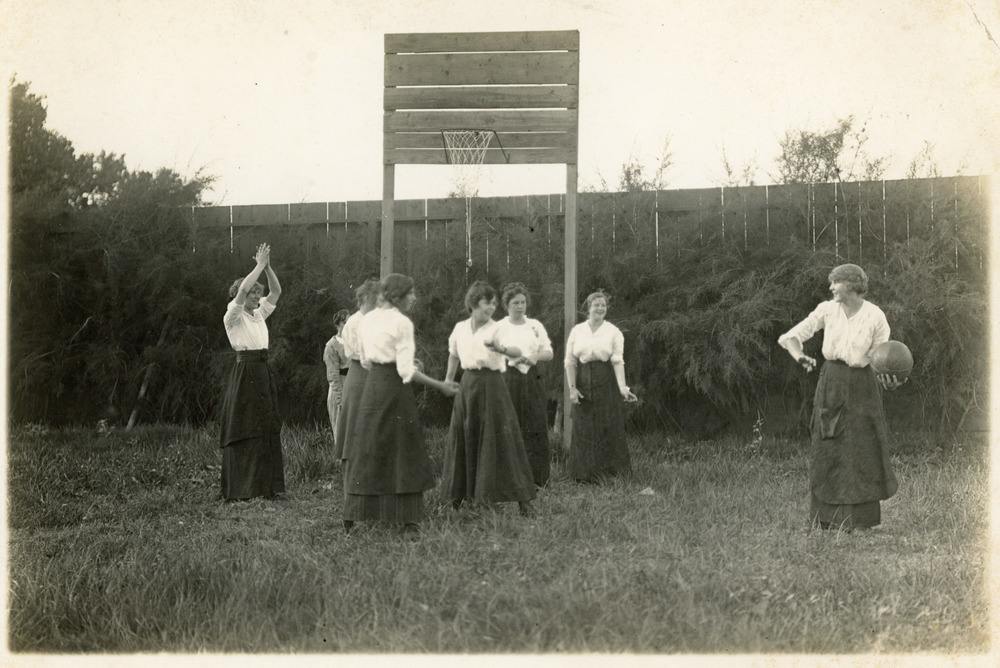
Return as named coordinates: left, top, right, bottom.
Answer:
left=443, top=281, right=536, bottom=516
left=342, top=273, right=458, bottom=535
left=495, top=282, right=554, bottom=487
left=334, top=279, right=380, bottom=462
left=219, top=243, right=285, bottom=501
left=564, top=290, right=637, bottom=483
left=778, top=263, right=905, bottom=530
left=323, top=308, right=351, bottom=446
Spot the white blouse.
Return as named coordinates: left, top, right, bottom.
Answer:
left=778, top=299, right=890, bottom=368
left=223, top=297, right=275, bottom=351
left=448, top=318, right=507, bottom=371
left=340, top=310, right=365, bottom=361
left=564, top=320, right=625, bottom=368
left=358, top=306, right=417, bottom=383
left=495, top=316, right=553, bottom=374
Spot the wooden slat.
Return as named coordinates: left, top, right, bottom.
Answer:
left=384, top=85, right=578, bottom=110
left=385, top=110, right=576, bottom=133
left=385, top=147, right=574, bottom=165
left=385, top=53, right=578, bottom=86
left=193, top=206, right=231, bottom=228
left=346, top=201, right=381, bottom=222
left=289, top=202, right=327, bottom=225
left=386, top=31, right=579, bottom=54
left=386, top=131, right=576, bottom=150
left=232, top=204, right=288, bottom=227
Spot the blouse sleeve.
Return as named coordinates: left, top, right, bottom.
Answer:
left=447, top=324, right=460, bottom=357
left=223, top=300, right=242, bottom=330
left=258, top=297, right=276, bottom=320
left=394, top=315, right=417, bottom=383
left=869, top=308, right=891, bottom=351
left=529, top=319, right=553, bottom=362
left=778, top=302, right=827, bottom=348
left=610, top=325, right=625, bottom=365
left=563, top=325, right=578, bottom=368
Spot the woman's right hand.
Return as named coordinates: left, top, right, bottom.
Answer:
left=253, top=243, right=270, bottom=266
left=569, top=387, right=584, bottom=404
left=797, top=354, right=817, bottom=373
left=442, top=380, right=460, bottom=396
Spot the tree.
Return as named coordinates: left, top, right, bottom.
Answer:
left=774, top=115, right=886, bottom=184
left=618, top=136, right=673, bottom=192
left=719, top=147, right=758, bottom=187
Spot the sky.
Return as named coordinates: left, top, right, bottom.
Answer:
left=3, top=0, right=999, bottom=206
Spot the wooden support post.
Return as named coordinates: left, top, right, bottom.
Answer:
left=381, top=163, right=395, bottom=278
left=562, top=163, right=578, bottom=451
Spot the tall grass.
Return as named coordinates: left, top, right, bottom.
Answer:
left=7, top=425, right=989, bottom=653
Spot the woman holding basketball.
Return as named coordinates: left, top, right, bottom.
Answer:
left=778, top=263, right=905, bottom=530
left=343, top=274, right=458, bottom=534
left=334, top=279, right=380, bottom=462
left=564, top=290, right=637, bottom=483
left=219, top=243, right=285, bottom=501
left=443, top=281, right=536, bottom=515
left=494, top=282, right=554, bottom=487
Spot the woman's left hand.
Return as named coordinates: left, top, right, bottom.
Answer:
left=877, top=373, right=907, bottom=391
left=621, top=388, right=638, bottom=403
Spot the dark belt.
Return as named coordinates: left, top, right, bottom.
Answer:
left=462, top=367, right=501, bottom=374
left=235, top=349, right=268, bottom=362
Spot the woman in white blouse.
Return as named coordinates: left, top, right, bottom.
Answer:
left=334, top=279, right=380, bottom=462
left=342, top=273, right=458, bottom=535
left=495, top=282, right=554, bottom=487
left=219, top=243, right=285, bottom=501
left=322, top=309, right=350, bottom=445
left=564, top=290, right=637, bottom=483
left=778, top=263, right=905, bottom=530
left=443, top=281, right=536, bottom=515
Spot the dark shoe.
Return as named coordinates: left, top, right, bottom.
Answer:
left=518, top=501, right=535, bottom=518
left=343, top=520, right=355, bottom=534
left=401, top=523, right=420, bottom=538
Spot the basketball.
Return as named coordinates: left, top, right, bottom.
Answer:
left=870, top=341, right=914, bottom=377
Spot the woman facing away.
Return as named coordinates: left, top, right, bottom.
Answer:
left=334, top=279, right=380, bottom=463
left=564, top=290, right=637, bottom=483
left=494, top=281, right=554, bottom=487
left=443, top=281, right=536, bottom=516
left=778, top=263, right=905, bottom=530
left=323, top=308, right=351, bottom=447
left=219, top=243, right=285, bottom=501
left=342, top=273, right=458, bottom=535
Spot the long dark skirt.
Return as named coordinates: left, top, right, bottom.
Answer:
left=809, top=360, right=898, bottom=529
left=334, top=359, right=367, bottom=461
left=568, top=360, right=631, bottom=482
left=443, top=369, right=536, bottom=504
left=219, top=350, right=285, bottom=500
left=343, top=363, right=434, bottom=523
left=503, top=367, right=550, bottom=486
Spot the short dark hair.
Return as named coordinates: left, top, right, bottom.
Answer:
left=500, top=281, right=530, bottom=309
left=464, top=280, right=497, bottom=312
left=828, top=263, right=868, bottom=295
left=229, top=279, right=263, bottom=299
left=333, top=309, right=351, bottom=330
left=381, top=273, right=415, bottom=309
left=354, top=278, right=380, bottom=310
left=582, top=290, right=611, bottom=312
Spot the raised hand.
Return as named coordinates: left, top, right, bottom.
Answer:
left=253, top=243, right=270, bottom=267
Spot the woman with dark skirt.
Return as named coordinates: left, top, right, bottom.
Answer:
left=323, top=308, right=351, bottom=446
left=334, top=279, right=380, bottom=462
left=495, top=282, right=554, bottom=487
left=219, top=243, right=285, bottom=501
left=564, top=290, right=637, bottom=483
left=778, top=263, right=905, bottom=531
left=443, top=281, right=536, bottom=516
left=342, top=274, right=458, bottom=535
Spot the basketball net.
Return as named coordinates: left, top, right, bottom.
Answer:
left=443, top=130, right=494, bottom=269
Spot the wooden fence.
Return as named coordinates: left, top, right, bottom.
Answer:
left=191, top=175, right=990, bottom=283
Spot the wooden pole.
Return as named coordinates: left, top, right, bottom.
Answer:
left=381, top=163, right=395, bottom=278
left=562, top=163, right=578, bottom=450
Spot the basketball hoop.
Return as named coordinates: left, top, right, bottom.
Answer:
left=441, top=129, right=508, bottom=270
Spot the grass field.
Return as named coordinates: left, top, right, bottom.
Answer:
left=6, top=423, right=990, bottom=654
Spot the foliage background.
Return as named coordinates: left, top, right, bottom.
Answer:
left=8, top=82, right=988, bottom=439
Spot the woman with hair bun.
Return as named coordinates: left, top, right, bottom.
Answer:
left=495, top=282, right=554, bottom=487
left=323, top=308, right=351, bottom=446
left=778, top=263, right=905, bottom=530
left=564, top=290, right=636, bottom=483
left=443, top=280, right=536, bottom=515
left=335, top=278, right=380, bottom=462
left=343, top=273, right=458, bottom=535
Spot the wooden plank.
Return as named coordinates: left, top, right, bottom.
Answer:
left=381, top=164, right=395, bottom=278
left=231, top=204, right=288, bottom=227
left=766, top=183, right=809, bottom=244
left=810, top=182, right=837, bottom=252
left=326, top=202, right=347, bottom=223
left=289, top=202, right=327, bottom=225
left=563, top=163, right=577, bottom=449
left=385, top=85, right=578, bottom=110
left=426, top=197, right=466, bottom=220
left=741, top=186, right=768, bottom=250
left=385, top=52, right=578, bottom=87
left=193, top=206, right=231, bottom=228
left=385, top=147, right=574, bottom=165
left=346, top=200, right=381, bottom=222
left=385, top=109, right=576, bottom=133
left=393, top=199, right=426, bottom=221
left=386, top=31, right=579, bottom=54
left=386, top=131, right=577, bottom=150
